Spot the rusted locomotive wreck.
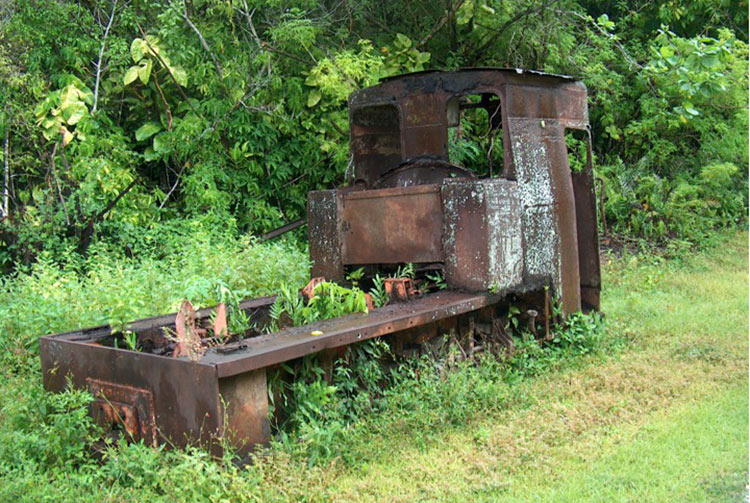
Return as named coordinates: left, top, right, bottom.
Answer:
left=40, top=68, right=601, bottom=456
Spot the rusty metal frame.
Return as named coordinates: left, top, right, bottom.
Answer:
left=40, top=289, right=505, bottom=456
left=312, top=68, right=601, bottom=314
left=39, top=68, right=602, bottom=457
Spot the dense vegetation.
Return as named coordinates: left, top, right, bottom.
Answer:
left=0, top=230, right=745, bottom=501
left=0, top=0, right=747, bottom=268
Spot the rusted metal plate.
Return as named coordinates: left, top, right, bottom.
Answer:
left=201, top=290, right=503, bottom=378
left=308, top=190, right=345, bottom=282
left=218, top=370, right=270, bottom=456
left=571, top=130, right=601, bottom=311
left=349, top=68, right=590, bottom=187
left=507, top=118, right=581, bottom=314
left=88, top=379, right=156, bottom=445
left=40, top=337, right=222, bottom=450
left=442, top=179, right=523, bottom=291
left=375, top=157, right=475, bottom=189
left=341, top=184, right=443, bottom=265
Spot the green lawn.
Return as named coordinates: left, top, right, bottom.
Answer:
left=296, top=232, right=749, bottom=502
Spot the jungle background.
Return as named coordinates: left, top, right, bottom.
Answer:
left=0, top=0, right=747, bottom=501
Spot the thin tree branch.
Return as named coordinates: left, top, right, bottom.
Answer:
left=470, top=0, right=563, bottom=61
left=2, top=128, right=8, bottom=218
left=158, top=163, right=186, bottom=210
left=77, top=177, right=138, bottom=255
left=182, top=5, right=224, bottom=79
left=92, top=0, right=117, bottom=113
left=260, top=42, right=312, bottom=64
left=417, top=0, right=466, bottom=49
left=135, top=21, right=205, bottom=119
left=151, top=71, right=173, bottom=129
left=49, top=142, right=70, bottom=226
left=96, top=177, right=138, bottom=221
left=237, top=2, right=261, bottom=47
left=560, top=8, right=642, bottom=70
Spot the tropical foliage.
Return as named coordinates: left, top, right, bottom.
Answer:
left=0, top=0, right=746, bottom=269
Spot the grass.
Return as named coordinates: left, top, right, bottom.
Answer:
left=310, top=232, right=748, bottom=502
left=0, top=231, right=746, bottom=502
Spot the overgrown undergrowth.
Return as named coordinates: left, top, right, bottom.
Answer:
left=0, top=230, right=745, bottom=502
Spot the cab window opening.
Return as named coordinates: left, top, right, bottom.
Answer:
left=446, top=94, right=503, bottom=177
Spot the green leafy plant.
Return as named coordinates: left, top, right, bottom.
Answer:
left=425, top=270, right=447, bottom=291
left=393, top=263, right=415, bottom=279
left=123, top=330, right=139, bottom=352
left=369, top=274, right=388, bottom=308
left=269, top=281, right=369, bottom=332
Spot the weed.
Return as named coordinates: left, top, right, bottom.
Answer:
left=369, top=274, right=388, bottom=308
left=122, top=330, right=139, bottom=352
left=425, top=270, right=447, bottom=291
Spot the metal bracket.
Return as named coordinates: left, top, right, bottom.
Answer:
left=87, top=378, right=156, bottom=446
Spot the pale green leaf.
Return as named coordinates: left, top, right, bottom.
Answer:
left=702, top=54, right=719, bottom=68
left=138, top=59, right=152, bottom=85
left=124, top=66, right=140, bottom=85
left=130, top=38, right=145, bottom=62
left=135, top=121, right=162, bottom=141
left=307, top=89, right=322, bottom=107
left=41, top=116, right=58, bottom=129
left=395, top=33, right=412, bottom=49
left=60, top=126, right=74, bottom=146
left=172, top=66, right=188, bottom=87
left=62, top=103, right=87, bottom=125
left=456, top=1, right=474, bottom=26
left=479, top=3, right=495, bottom=14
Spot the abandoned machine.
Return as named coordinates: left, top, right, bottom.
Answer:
left=40, top=68, right=601, bottom=456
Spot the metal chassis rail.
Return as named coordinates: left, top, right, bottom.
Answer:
left=40, top=290, right=503, bottom=456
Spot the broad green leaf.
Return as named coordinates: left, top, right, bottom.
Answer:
left=144, top=146, right=159, bottom=161
left=138, top=59, right=152, bottom=85
left=42, top=125, right=58, bottom=140
left=79, top=86, right=94, bottom=105
left=62, top=102, right=87, bottom=125
left=152, top=133, right=170, bottom=153
left=41, top=116, right=58, bottom=129
left=394, top=33, right=412, bottom=49
left=130, top=38, right=145, bottom=62
left=135, top=121, right=162, bottom=141
left=307, top=89, right=322, bottom=107
left=124, top=66, right=140, bottom=85
left=172, top=66, right=188, bottom=87
left=145, top=35, right=161, bottom=54
left=702, top=54, right=719, bottom=68
left=456, top=1, right=474, bottom=26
